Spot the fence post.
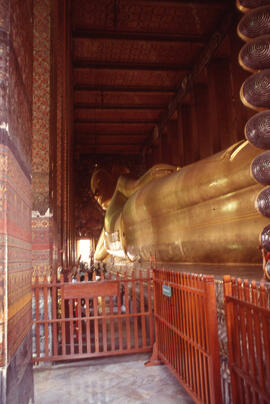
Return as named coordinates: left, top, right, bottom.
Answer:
left=145, top=268, right=161, bottom=366
left=60, top=273, right=66, bottom=356
left=223, top=275, right=238, bottom=404
left=205, top=275, right=222, bottom=404
left=34, top=275, right=40, bottom=361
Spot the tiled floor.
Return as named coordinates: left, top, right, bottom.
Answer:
left=34, top=354, right=195, bottom=404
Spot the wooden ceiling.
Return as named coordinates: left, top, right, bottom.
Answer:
left=71, top=0, right=232, bottom=156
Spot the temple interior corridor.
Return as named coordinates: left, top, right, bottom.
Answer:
left=0, top=0, right=270, bottom=403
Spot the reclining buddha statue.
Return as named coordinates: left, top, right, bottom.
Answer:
left=91, top=140, right=270, bottom=265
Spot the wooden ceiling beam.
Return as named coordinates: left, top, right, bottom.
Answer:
left=78, top=153, right=140, bottom=156
left=75, top=132, right=149, bottom=140
left=72, top=29, right=206, bottom=43
left=73, top=60, right=190, bottom=72
left=73, top=84, right=175, bottom=94
left=79, top=151, right=140, bottom=155
left=74, top=119, right=157, bottom=124
left=76, top=133, right=148, bottom=137
left=121, top=0, right=227, bottom=6
left=74, top=103, right=166, bottom=110
left=143, top=9, right=235, bottom=152
left=77, top=142, right=144, bottom=146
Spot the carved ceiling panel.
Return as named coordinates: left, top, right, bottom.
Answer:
left=74, top=90, right=173, bottom=107
left=74, top=109, right=162, bottom=122
left=76, top=144, right=142, bottom=154
left=74, top=123, right=154, bottom=135
left=77, top=135, right=146, bottom=145
left=73, top=68, right=183, bottom=88
left=72, top=0, right=225, bottom=36
left=73, top=38, right=203, bottom=66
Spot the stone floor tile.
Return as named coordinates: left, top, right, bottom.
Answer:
left=34, top=354, right=195, bottom=404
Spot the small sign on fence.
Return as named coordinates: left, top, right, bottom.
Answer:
left=162, top=284, right=172, bottom=297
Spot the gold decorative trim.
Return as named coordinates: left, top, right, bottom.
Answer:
left=238, top=52, right=259, bottom=73
left=236, top=0, right=252, bottom=13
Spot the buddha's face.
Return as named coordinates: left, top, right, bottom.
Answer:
left=91, top=168, right=115, bottom=210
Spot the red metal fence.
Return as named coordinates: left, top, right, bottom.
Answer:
left=224, top=276, right=270, bottom=404
left=32, top=271, right=154, bottom=362
left=152, top=269, right=222, bottom=404
left=32, top=266, right=270, bottom=403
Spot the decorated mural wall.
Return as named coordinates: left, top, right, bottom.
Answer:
left=32, top=0, right=75, bottom=277
left=32, top=0, right=53, bottom=278
left=0, top=0, right=34, bottom=402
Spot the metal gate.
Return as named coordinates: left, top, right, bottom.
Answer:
left=32, top=271, right=154, bottom=362
left=150, top=269, right=222, bottom=404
